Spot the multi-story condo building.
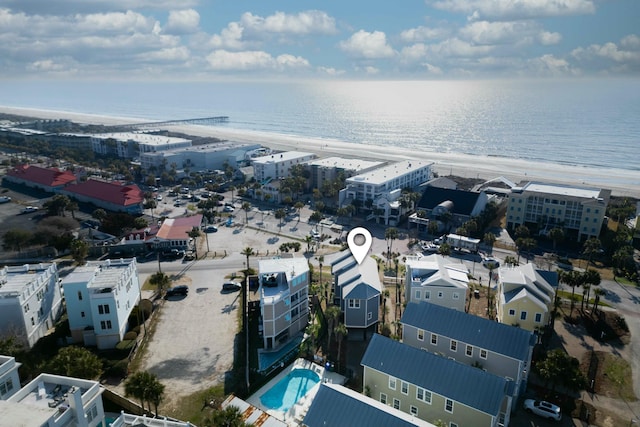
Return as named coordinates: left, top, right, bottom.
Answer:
left=339, top=160, right=432, bottom=225
left=362, top=334, right=513, bottom=427
left=0, top=356, right=21, bottom=400
left=404, top=255, right=469, bottom=311
left=0, top=263, right=63, bottom=349
left=329, top=250, right=381, bottom=340
left=304, top=156, right=384, bottom=192
left=496, top=264, right=557, bottom=332
left=3, top=372, right=105, bottom=427
left=401, top=302, right=535, bottom=407
left=258, top=257, right=309, bottom=351
left=91, top=132, right=192, bottom=159
left=252, top=151, right=316, bottom=183
left=62, top=259, right=141, bottom=350
left=506, top=181, right=610, bottom=241
left=140, top=141, right=262, bottom=173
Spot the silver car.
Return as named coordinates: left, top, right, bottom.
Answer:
left=523, top=399, right=561, bottom=421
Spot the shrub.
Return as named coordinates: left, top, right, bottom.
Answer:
left=123, top=331, right=138, bottom=340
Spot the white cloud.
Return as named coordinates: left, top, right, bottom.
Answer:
left=529, top=53, right=578, bottom=76
left=164, top=9, right=200, bottom=35
left=317, top=66, right=345, bottom=76
left=339, top=30, right=395, bottom=59
left=429, top=0, right=595, bottom=20
left=428, top=38, right=494, bottom=57
left=2, top=0, right=199, bottom=15
left=206, top=49, right=310, bottom=71
left=399, top=43, right=429, bottom=63
left=364, top=66, right=379, bottom=74
left=459, top=20, right=560, bottom=46
left=209, top=22, right=246, bottom=50
left=240, top=10, right=337, bottom=36
left=136, top=46, right=190, bottom=62
left=399, top=26, right=447, bottom=43
left=572, top=35, right=640, bottom=66
left=538, top=31, right=561, bottom=45
left=423, top=62, right=443, bottom=74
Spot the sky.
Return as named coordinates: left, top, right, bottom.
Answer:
left=0, top=0, right=639, bottom=80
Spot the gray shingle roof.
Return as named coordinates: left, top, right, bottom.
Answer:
left=304, top=383, right=434, bottom=427
left=361, top=334, right=509, bottom=416
left=401, top=302, right=535, bottom=361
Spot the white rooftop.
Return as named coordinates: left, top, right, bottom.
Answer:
left=91, top=132, right=191, bottom=146
left=144, top=141, right=260, bottom=155
left=253, top=151, right=315, bottom=164
left=0, top=263, right=56, bottom=296
left=521, top=181, right=602, bottom=199
left=347, top=159, right=433, bottom=185
left=304, top=156, right=384, bottom=171
left=0, top=400, right=52, bottom=427
left=62, top=259, right=135, bottom=290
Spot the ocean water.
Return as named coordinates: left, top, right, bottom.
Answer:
left=0, top=79, right=638, bottom=172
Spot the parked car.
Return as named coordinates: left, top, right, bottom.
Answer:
left=222, top=281, right=241, bottom=292
left=204, top=225, right=218, bottom=233
left=184, top=251, right=195, bottom=261
left=223, top=206, right=235, bottom=213
left=0, top=196, right=11, bottom=203
left=310, top=229, right=320, bottom=239
left=421, top=242, right=439, bottom=252
left=165, top=285, right=189, bottom=298
left=523, top=399, right=561, bottom=421
left=156, top=195, right=163, bottom=201
left=482, top=257, right=500, bottom=268
left=22, top=206, right=39, bottom=213
left=161, top=249, right=185, bottom=259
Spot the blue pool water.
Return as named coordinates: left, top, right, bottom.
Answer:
left=259, top=369, right=320, bottom=412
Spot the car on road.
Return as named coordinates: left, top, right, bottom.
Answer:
left=223, top=205, right=235, bottom=213
left=156, top=195, right=163, bottom=201
left=421, top=242, right=439, bottom=252
left=482, top=257, right=500, bottom=268
left=523, top=399, right=561, bottom=421
left=204, top=225, right=218, bottom=233
left=22, top=206, right=39, bottom=213
left=184, top=251, right=195, bottom=261
left=0, top=196, right=11, bottom=203
left=161, top=249, right=185, bottom=259
left=165, top=285, right=189, bottom=298
left=222, top=281, right=241, bottom=292
left=310, top=229, right=320, bottom=239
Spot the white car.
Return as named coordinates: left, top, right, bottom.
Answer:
left=156, top=195, right=163, bottom=201
left=482, top=257, right=500, bottom=268
left=0, top=196, right=11, bottom=203
left=523, top=399, right=561, bottom=421
left=223, top=206, right=235, bottom=213
left=310, top=229, right=320, bottom=239
left=22, top=206, right=39, bottom=213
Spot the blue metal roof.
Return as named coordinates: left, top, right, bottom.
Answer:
left=304, top=383, right=434, bottom=427
left=401, top=301, right=535, bottom=361
left=361, top=334, right=509, bottom=416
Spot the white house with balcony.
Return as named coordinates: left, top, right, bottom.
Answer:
left=62, top=259, right=141, bottom=350
left=258, top=257, right=309, bottom=352
left=0, top=263, right=63, bottom=349
left=339, top=160, right=433, bottom=225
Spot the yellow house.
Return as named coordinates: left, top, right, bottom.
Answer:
left=496, top=264, right=557, bottom=332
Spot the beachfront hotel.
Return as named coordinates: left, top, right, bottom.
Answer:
left=304, top=156, right=384, bottom=191
left=252, top=151, right=316, bottom=183
left=91, top=132, right=192, bottom=159
left=258, top=257, right=309, bottom=351
left=339, top=160, right=433, bottom=225
left=506, top=181, right=610, bottom=241
left=0, top=263, right=63, bottom=349
left=62, top=259, right=141, bottom=350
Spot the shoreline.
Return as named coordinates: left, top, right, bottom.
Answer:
left=1, top=105, right=639, bottom=198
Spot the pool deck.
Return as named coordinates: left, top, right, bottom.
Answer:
left=247, top=358, right=346, bottom=426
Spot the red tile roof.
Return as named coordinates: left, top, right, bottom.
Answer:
left=64, top=179, right=144, bottom=207
left=6, top=164, right=76, bottom=187
left=157, top=214, right=203, bottom=240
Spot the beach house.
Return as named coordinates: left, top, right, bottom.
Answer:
left=0, top=263, right=63, bottom=349
left=506, top=181, right=610, bottom=241
left=328, top=249, right=381, bottom=340
left=62, top=258, right=141, bottom=350
left=361, top=334, right=513, bottom=427
left=412, top=186, right=490, bottom=234
left=404, top=254, right=469, bottom=311
left=496, top=264, right=558, bottom=332
left=401, top=301, right=535, bottom=405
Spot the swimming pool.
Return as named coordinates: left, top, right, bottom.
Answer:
left=259, top=368, right=320, bottom=412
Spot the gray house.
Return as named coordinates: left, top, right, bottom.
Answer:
left=401, top=301, right=536, bottom=407
left=362, top=334, right=513, bottom=427
left=304, top=383, right=436, bottom=427
left=329, top=250, right=381, bottom=340
left=405, top=255, right=469, bottom=311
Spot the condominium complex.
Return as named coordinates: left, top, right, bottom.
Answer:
left=0, top=263, right=63, bottom=349
left=252, top=151, right=316, bottom=183
left=91, top=132, right=192, bottom=159
left=62, top=259, right=141, bottom=350
left=304, top=156, right=384, bottom=191
left=506, top=182, right=610, bottom=241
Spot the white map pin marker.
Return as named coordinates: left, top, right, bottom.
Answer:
left=347, top=227, right=372, bottom=265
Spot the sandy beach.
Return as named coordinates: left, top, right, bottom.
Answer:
left=2, top=105, right=639, bottom=198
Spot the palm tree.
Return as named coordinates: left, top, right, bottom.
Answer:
left=146, top=376, right=165, bottom=417
left=242, top=202, right=251, bottom=225
left=548, top=227, right=564, bottom=252
left=384, top=227, right=399, bottom=266
left=187, top=226, right=201, bottom=259
left=317, top=255, right=325, bottom=299
left=582, top=269, right=601, bottom=310
left=241, top=247, right=254, bottom=272
left=325, top=305, right=341, bottom=353
left=335, top=323, right=348, bottom=371
left=483, top=232, right=496, bottom=253
left=149, top=272, right=171, bottom=295
left=559, top=270, right=581, bottom=316
left=485, top=260, right=499, bottom=319
left=274, top=208, right=286, bottom=233
left=124, top=372, right=147, bottom=411
left=593, top=288, right=606, bottom=314
left=582, top=237, right=601, bottom=269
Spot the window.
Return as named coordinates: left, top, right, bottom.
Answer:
left=380, top=393, right=387, bottom=405
left=416, top=387, right=432, bottom=404
left=466, top=345, right=473, bottom=357
left=445, top=398, right=454, bottom=413
left=417, top=329, right=424, bottom=341
left=23, top=304, right=29, bottom=313
left=367, top=311, right=372, bottom=320
left=508, top=309, right=515, bottom=316
left=425, top=290, right=430, bottom=300
left=450, top=423, right=458, bottom=427
left=410, top=405, right=418, bottom=416
left=520, top=311, right=527, bottom=321
left=393, top=398, right=400, bottom=410
left=100, top=320, right=113, bottom=330
left=0, top=378, right=14, bottom=396
left=389, top=377, right=396, bottom=390
left=98, top=304, right=110, bottom=315
left=415, top=289, right=421, bottom=300
left=480, top=349, right=488, bottom=359
left=450, top=340, right=457, bottom=352
left=453, top=292, right=459, bottom=300
left=81, top=311, right=85, bottom=318
left=535, top=313, right=542, bottom=323
left=31, top=317, right=35, bottom=326
left=401, top=381, right=408, bottom=395
left=431, top=334, right=437, bottom=345
left=437, top=291, right=443, bottom=299
left=348, top=299, right=360, bottom=309
left=77, top=291, right=83, bottom=300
